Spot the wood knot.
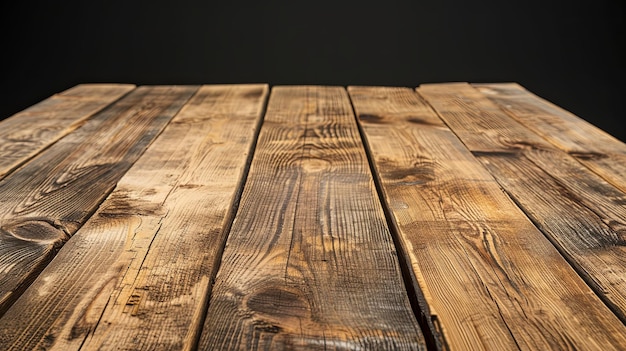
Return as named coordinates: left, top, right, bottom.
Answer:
left=252, top=320, right=282, bottom=333
left=246, top=287, right=310, bottom=319
left=0, top=217, right=70, bottom=245
left=569, top=151, right=608, bottom=160
left=383, top=168, right=435, bottom=186
left=358, top=114, right=385, bottom=124
left=508, top=140, right=544, bottom=151
left=298, top=157, right=331, bottom=173
left=406, top=117, right=440, bottom=126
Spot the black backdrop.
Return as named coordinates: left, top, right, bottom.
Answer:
left=2, top=0, right=624, bottom=141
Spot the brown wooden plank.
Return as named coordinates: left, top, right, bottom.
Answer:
left=0, top=85, right=198, bottom=316
left=0, top=84, right=268, bottom=350
left=418, top=83, right=626, bottom=325
left=474, top=83, right=626, bottom=194
left=0, top=84, right=135, bottom=179
left=198, top=86, right=426, bottom=350
left=350, top=86, right=626, bottom=350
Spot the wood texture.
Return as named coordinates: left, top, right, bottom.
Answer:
left=418, top=83, right=626, bottom=323
left=199, top=86, right=426, bottom=350
left=0, top=84, right=135, bottom=179
left=0, top=86, right=197, bottom=316
left=1, top=82, right=624, bottom=351
left=0, top=85, right=268, bottom=350
left=474, top=83, right=626, bottom=194
left=350, top=86, right=626, bottom=350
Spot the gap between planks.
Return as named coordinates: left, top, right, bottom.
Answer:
left=0, top=86, right=198, bottom=317
left=474, top=83, right=626, bottom=194
left=351, top=85, right=626, bottom=350
left=198, top=86, right=427, bottom=350
left=417, top=82, right=626, bottom=326
left=347, top=90, right=445, bottom=351
left=0, top=85, right=269, bottom=350
left=0, top=84, right=135, bottom=180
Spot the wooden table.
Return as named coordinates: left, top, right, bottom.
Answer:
left=0, top=83, right=624, bottom=350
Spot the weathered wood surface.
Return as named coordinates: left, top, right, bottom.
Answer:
left=0, top=86, right=197, bottom=316
left=0, top=83, right=625, bottom=351
left=474, top=83, right=626, bottom=194
left=199, top=86, right=426, bottom=350
left=418, top=83, right=626, bottom=324
left=0, top=85, right=268, bottom=350
left=350, top=86, right=626, bottom=350
left=0, top=84, right=135, bottom=179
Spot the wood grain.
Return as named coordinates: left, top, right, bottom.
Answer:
left=0, top=86, right=197, bottom=317
left=350, top=86, right=626, bottom=350
left=418, top=83, right=626, bottom=325
left=0, top=84, right=268, bottom=351
left=474, top=83, right=626, bottom=194
left=0, top=84, right=135, bottom=179
left=199, top=86, right=426, bottom=350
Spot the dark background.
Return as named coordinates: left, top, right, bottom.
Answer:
left=2, top=1, right=624, bottom=141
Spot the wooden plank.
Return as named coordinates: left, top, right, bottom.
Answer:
left=0, top=85, right=197, bottom=316
left=0, top=84, right=135, bottom=179
left=474, top=83, right=626, bottom=194
left=417, top=83, right=626, bottom=324
left=0, top=84, right=268, bottom=350
left=198, top=86, right=426, bottom=350
left=350, top=86, right=626, bottom=350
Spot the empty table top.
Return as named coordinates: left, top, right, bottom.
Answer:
left=0, top=83, right=625, bottom=350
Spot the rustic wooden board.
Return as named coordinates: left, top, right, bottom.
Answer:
left=350, top=86, right=626, bottom=350
left=418, top=83, right=626, bottom=324
left=0, top=86, right=197, bottom=316
left=0, top=84, right=135, bottom=179
left=199, top=86, right=426, bottom=350
left=0, top=84, right=268, bottom=350
left=474, top=83, right=626, bottom=194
